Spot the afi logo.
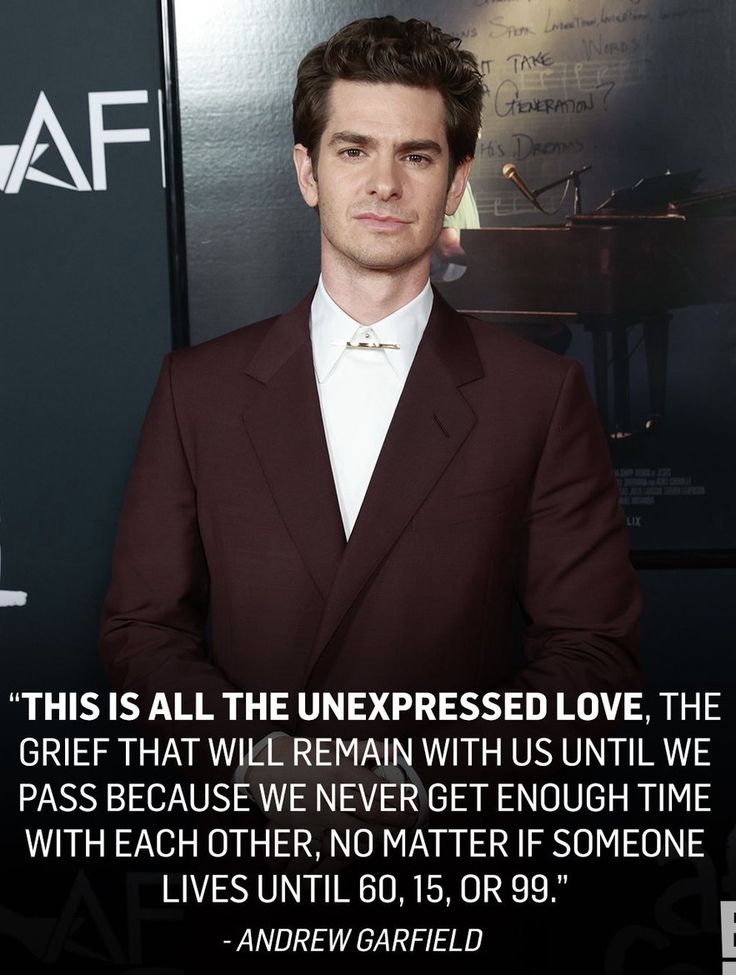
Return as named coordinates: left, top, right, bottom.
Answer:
left=0, top=90, right=163, bottom=193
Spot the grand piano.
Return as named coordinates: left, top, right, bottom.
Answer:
left=435, top=172, right=736, bottom=436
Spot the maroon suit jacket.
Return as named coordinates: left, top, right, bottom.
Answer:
left=100, top=288, right=640, bottom=760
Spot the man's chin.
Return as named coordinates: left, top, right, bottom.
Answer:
left=346, top=247, right=432, bottom=275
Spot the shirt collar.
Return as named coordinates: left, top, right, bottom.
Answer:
left=310, top=275, right=434, bottom=383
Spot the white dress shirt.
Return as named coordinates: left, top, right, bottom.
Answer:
left=310, top=275, right=434, bottom=537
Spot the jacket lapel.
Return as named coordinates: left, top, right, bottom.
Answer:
left=240, top=293, right=346, bottom=601
left=305, top=289, right=484, bottom=677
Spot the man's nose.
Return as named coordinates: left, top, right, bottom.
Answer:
left=366, top=154, right=402, bottom=200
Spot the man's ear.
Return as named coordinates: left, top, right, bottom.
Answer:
left=444, top=157, right=473, bottom=216
left=293, top=144, right=319, bottom=208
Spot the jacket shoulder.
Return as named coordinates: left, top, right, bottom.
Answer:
left=460, top=312, right=584, bottom=417
left=464, top=313, right=572, bottom=375
left=161, top=284, right=314, bottom=395
left=167, top=313, right=280, bottom=377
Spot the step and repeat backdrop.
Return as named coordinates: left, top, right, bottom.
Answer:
left=1, top=1, right=174, bottom=971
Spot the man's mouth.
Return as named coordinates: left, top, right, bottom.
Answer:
left=354, top=212, right=410, bottom=230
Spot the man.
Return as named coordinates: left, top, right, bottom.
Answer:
left=100, top=16, right=640, bottom=831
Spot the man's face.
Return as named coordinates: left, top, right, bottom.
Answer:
left=294, top=80, right=470, bottom=277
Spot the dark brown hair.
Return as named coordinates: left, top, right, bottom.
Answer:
left=293, top=16, right=483, bottom=173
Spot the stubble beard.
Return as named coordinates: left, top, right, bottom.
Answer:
left=321, top=215, right=443, bottom=276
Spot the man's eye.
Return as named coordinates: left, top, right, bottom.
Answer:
left=405, top=154, right=430, bottom=165
left=341, top=148, right=364, bottom=158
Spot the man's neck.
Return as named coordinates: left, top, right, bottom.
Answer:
left=320, top=255, right=431, bottom=325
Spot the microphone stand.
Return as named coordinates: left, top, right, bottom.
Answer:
left=532, top=165, right=592, bottom=216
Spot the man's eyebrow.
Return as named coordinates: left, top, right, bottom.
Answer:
left=326, top=132, right=443, bottom=155
left=327, top=131, right=375, bottom=148
left=396, top=139, right=443, bottom=155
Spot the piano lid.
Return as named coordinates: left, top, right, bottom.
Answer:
left=597, top=169, right=703, bottom=213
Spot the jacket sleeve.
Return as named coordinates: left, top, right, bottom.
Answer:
left=408, top=360, right=643, bottom=795
left=510, top=358, right=642, bottom=697
left=99, top=354, right=275, bottom=778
